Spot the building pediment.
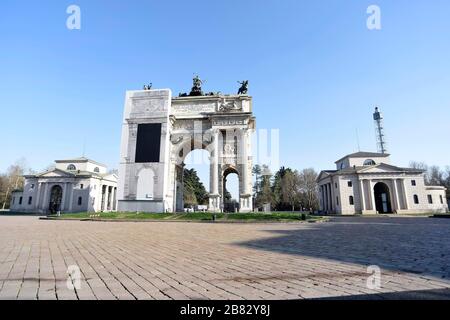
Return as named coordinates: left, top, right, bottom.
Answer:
left=358, top=163, right=422, bottom=174
left=317, top=170, right=337, bottom=181
left=37, top=169, right=75, bottom=178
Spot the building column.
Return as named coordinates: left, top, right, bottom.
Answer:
left=41, top=183, right=49, bottom=211
left=359, top=179, right=366, bottom=212
left=392, top=179, right=400, bottom=212
left=328, top=183, right=332, bottom=212
left=320, top=185, right=324, bottom=211
left=240, top=130, right=252, bottom=212
left=68, top=183, right=74, bottom=212
left=105, top=186, right=109, bottom=211
left=324, top=184, right=329, bottom=212
left=209, top=129, right=220, bottom=212
left=402, top=179, right=409, bottom=210
left=35, top=182, right=42, bottom=211
left=330, top=181, right=335, bottom=213
left=60, top=182, right=68, bottom=212
left=369, top=180, right=376, bottom=212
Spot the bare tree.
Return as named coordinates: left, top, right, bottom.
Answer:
left=281, top=170, right=300, bottom=211
left=1, top=158, right=28, bottom=209
left=298, top=168, right=319, bottom=211
left=428, top=166, right=444, bottom=186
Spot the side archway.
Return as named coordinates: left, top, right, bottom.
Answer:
left=136, top=167, right=155, bottom=200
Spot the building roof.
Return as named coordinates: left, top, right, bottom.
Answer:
left=334, top=151, right=390, bottom=163
left=54, top=157, right=106, bottom=167
left=317, top=163, right=424, bottom=182
left=24, top=168, right=117, bottom=181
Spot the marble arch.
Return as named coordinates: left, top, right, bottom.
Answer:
left=117, top=88, right=256, bottom=213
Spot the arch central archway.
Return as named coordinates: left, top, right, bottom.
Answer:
left=173, top=139, right=212, bottom=212
left=374, top=182, right=392, bottom=214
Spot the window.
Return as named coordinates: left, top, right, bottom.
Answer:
left=19, top=197, right=23, bottom=205
left=440, top=195, right=444, bottom=204
left=348, top=181, right=353, bottom=187
left=335, top=183, right=337, bottom=188
left=80, top=184, right=84, bottom=189
left=94, top=167, right=100, bottom=173
left=411, top=180, right=416, bottom=186
left=28, top=197, right=32, bottom=205
left=349, top=196, right=354, bottom=205
left=78, top=197, right=82, bottom=206
left=67, top=164, right=77, bottom=171
left=31, top=184, right=35, bottom=189
left=413, top=195, right=419, bottom=204
left=428, top=195, right=433, bottom=204
left=364, top=159, right=376, bottom=166
left=336, top=197, right=339, bottom=206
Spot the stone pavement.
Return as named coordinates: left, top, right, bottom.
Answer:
left=0, top=215, right=449, bottom=300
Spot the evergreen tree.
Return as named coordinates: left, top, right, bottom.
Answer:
left=183, top=168, right=209, bottom=206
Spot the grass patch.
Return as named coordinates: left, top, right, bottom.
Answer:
left=50, top=211, right=323, bottom=222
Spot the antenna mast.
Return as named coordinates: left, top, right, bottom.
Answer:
left=373, top=107, right=387, bottom=154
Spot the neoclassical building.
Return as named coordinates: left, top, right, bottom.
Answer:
left=10, top=157, right=118, bottom=214
left=317, top=152, right=448, bottom=215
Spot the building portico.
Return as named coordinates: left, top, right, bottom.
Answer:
left=10, top=157, right=118, bottom=214
left=318, top=152, right=448, bottom=215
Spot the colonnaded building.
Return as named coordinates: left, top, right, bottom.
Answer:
left=10, top=157, right=118, bottom=213
left=317, top=152, right=448, bottom=215
left=117, top=78, right=255, bottom=213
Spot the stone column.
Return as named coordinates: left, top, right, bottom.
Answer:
left=359, top=179, right=366, bottom=212
left=60, top=183, right=67, bottom=212
left=328, top=183, right=332, bottom=212
left=320, top=185, right=324, bottom=211
left=392, top=179, right=400, bottom=212
left=35, top=182, right=42, bottom=211
left=42, top=183, right=49, bottom=211
left=402, top=179, right=409, bottom=210
left=113, top=188, right=117, bottom=211
left=208, top=129, right=220, bottom=212
left=68, top=183, right=74, bottom=212
left=324, top=184, right=328, bottom=212
left=329, top=182, right=334, bottom=213
left=369, top=180, right=376, bottom=212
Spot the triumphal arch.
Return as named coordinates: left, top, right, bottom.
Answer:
left=117, top=78, right=255, bottom=213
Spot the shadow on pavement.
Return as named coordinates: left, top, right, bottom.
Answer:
left=236, top=217, right=450, bottom=281
left=314, top=288, right=450, bottom=300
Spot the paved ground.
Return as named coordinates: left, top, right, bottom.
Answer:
left=0, top=215, right=449, bottom=300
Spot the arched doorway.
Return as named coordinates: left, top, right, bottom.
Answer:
left=223, top=167, right=239, bottom=212
left=373, top=182, right=392, bottom=213
left=49, top=185, right=63, bottom=214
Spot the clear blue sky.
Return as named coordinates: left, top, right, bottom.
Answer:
left=2, top=1, right=450, bottom=199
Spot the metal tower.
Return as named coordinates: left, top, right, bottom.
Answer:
left=373, top=107, right=387, bottom=154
